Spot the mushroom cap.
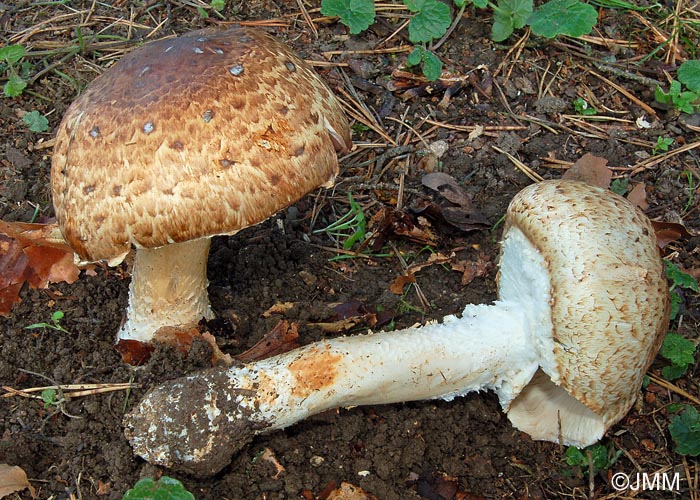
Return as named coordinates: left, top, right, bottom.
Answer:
left=500, top=180, right=670, bottom=446
left=51, top=26, right=351, bottom=265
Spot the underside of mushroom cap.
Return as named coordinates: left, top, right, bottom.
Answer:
left=51, top=26, right=351, bottom=265
left=499, top=180, right=670, bottom=444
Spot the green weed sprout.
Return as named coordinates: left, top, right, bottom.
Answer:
left=655, top=60, right=700, bottom=113
left=652, top=136, right=674, bottom=155
left=123, top=476, right=195, bottom=500
left=25, top=311, right=71, bottom=334
left=314, top=193, right=367, bottom=251
left=565, top=442, right=622, bottom=473
left=573, top=97, right=597, bottom=116
left=0, top=44, right=29, bottom=97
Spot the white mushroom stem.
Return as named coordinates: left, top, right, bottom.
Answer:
left=124, top=180, right=669, bottom=477
left=118, top=238, right=214, bottom=342
left=124, top=225, right=553, bottom=476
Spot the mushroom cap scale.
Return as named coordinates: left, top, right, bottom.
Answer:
left=501, top=180, right=670, bottom=443
left=51, top=26, right=351, bottom=265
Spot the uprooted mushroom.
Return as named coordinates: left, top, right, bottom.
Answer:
left=124, top=179, right=670, bottom=476
left=50, top=26, right=351, bottom=347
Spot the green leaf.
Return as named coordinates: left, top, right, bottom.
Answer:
left=321, top=0, right=375, bottom=34
left=407, top=0, right=452, bottom=43
left=668, top=406, right=700, bottom=456
left=678, top=60, right=700, bottom=93
left=421, top=49, right=443, bottom=81
left=0, top=44, right=26, bottom=65
left=4, top=74, right=26, bottom=97
left=473, top=0, right=489, bottom=7
left=210, top=0, right=225, bottom=10
left=528, top=0, right=597, bottom=38
left=660, top=333, right=696, bottom=367
left=22, top=110, right=49, bottom=133
left=662, top=363, right=689, bottom=380
left=41, top=388, right=57, bottom=408
left=665, top=260, right=700, bottom=292
left=491, top=0, right=533, bottom=41
left=492, top=10, right=516, bottom=42
left=407, top=47, right=424, bottom=67
left=565, top=446, right=585, bottom=465
left=123, top=476, right=195, bottom=500
left=454, top=0, right=468, bottom=7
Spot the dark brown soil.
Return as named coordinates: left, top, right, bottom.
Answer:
left=1, top=1, right=698, bottom=499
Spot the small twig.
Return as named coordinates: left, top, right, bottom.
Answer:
left=492, top=145, right=544, bottom=183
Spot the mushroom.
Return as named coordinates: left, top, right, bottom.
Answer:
left=124, top=179, right=670, bottom=477
left=51, top=27, right=351, bottom=343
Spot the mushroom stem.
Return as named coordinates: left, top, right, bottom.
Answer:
left=125, top=180, right=669, bottom=477
left=125, top=302, right=539, bottom=476
left=117, top=238, right=214, bottom=342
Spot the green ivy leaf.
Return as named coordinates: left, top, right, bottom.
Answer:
left=473, top=0, right=489, bottom=7
left=668, top=406, right=700, bottom=456
left=123, top=476, right=195, bottom=500
left=662, top=363, right=689, bottom=381
left=528, top=0, right=597, bottom=38
left=0, top=44, right=26, bottom=65
left=4, top=74, right=26, bottom=97
left=22, top=110, right=49, bottom=133
left=321, top=0, right=375, bottom=34
left=407, top=0, right=452, bottom=43
left=678, top=60, right=700, bottom=93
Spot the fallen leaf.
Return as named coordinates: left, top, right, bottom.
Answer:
left=262, top=301, right=296, bottom=317
left=417, top=173, right=489, bottom=232
left=422, top=172, right=472, bottom=207
left=260, top=447, right=286, bottom=479
left=0, top=464, right=35, bottom=498
left=310, top=301, right=392, bottom=333
left=390, top=273, right=417, bottom=294
left=96, top=480, right=111, bottom=496
left=411, top=470, right=459, bottom=500
left=0, top=220, right=86, bottom=317
left=626, top=182, right=649, bottom=209
left=562, top=153, right=612, bottom=188
left=326, top=482, right=378, bottom=500
left=236, top=320, right=300, bottom=362
left=651, top=220, right=693, bottom=248
left=368, top=207, right=439, bottom=251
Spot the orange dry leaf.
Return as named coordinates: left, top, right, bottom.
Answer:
left=651, top=220, right=693, bottom=249
left=0, top=220, right=83, bottom=317
left=0, top=463, right=35, bottom=498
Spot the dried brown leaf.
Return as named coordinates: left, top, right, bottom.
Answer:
left=236, top=320, right=300, bottom=362
left=0, top=464, right=35, bottom=498
left=651, top=220, right=693, bottom=248
left=0, top=221, right=84, bottom=317
left=626, top=182, right=649, bottom=209
left=390, top=273, right=416, bottom=294
left=562, top=153, right=612, bottom=188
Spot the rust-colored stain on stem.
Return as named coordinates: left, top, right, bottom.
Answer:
left=287, top=344, right=341, bottom=398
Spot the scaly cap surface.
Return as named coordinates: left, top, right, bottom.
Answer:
left=52, top=26, right=351, bottom=265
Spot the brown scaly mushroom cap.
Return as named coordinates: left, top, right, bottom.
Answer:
left=52, top=26, right=350, bottom=265
left=51, top=26, right=351, bottom=343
